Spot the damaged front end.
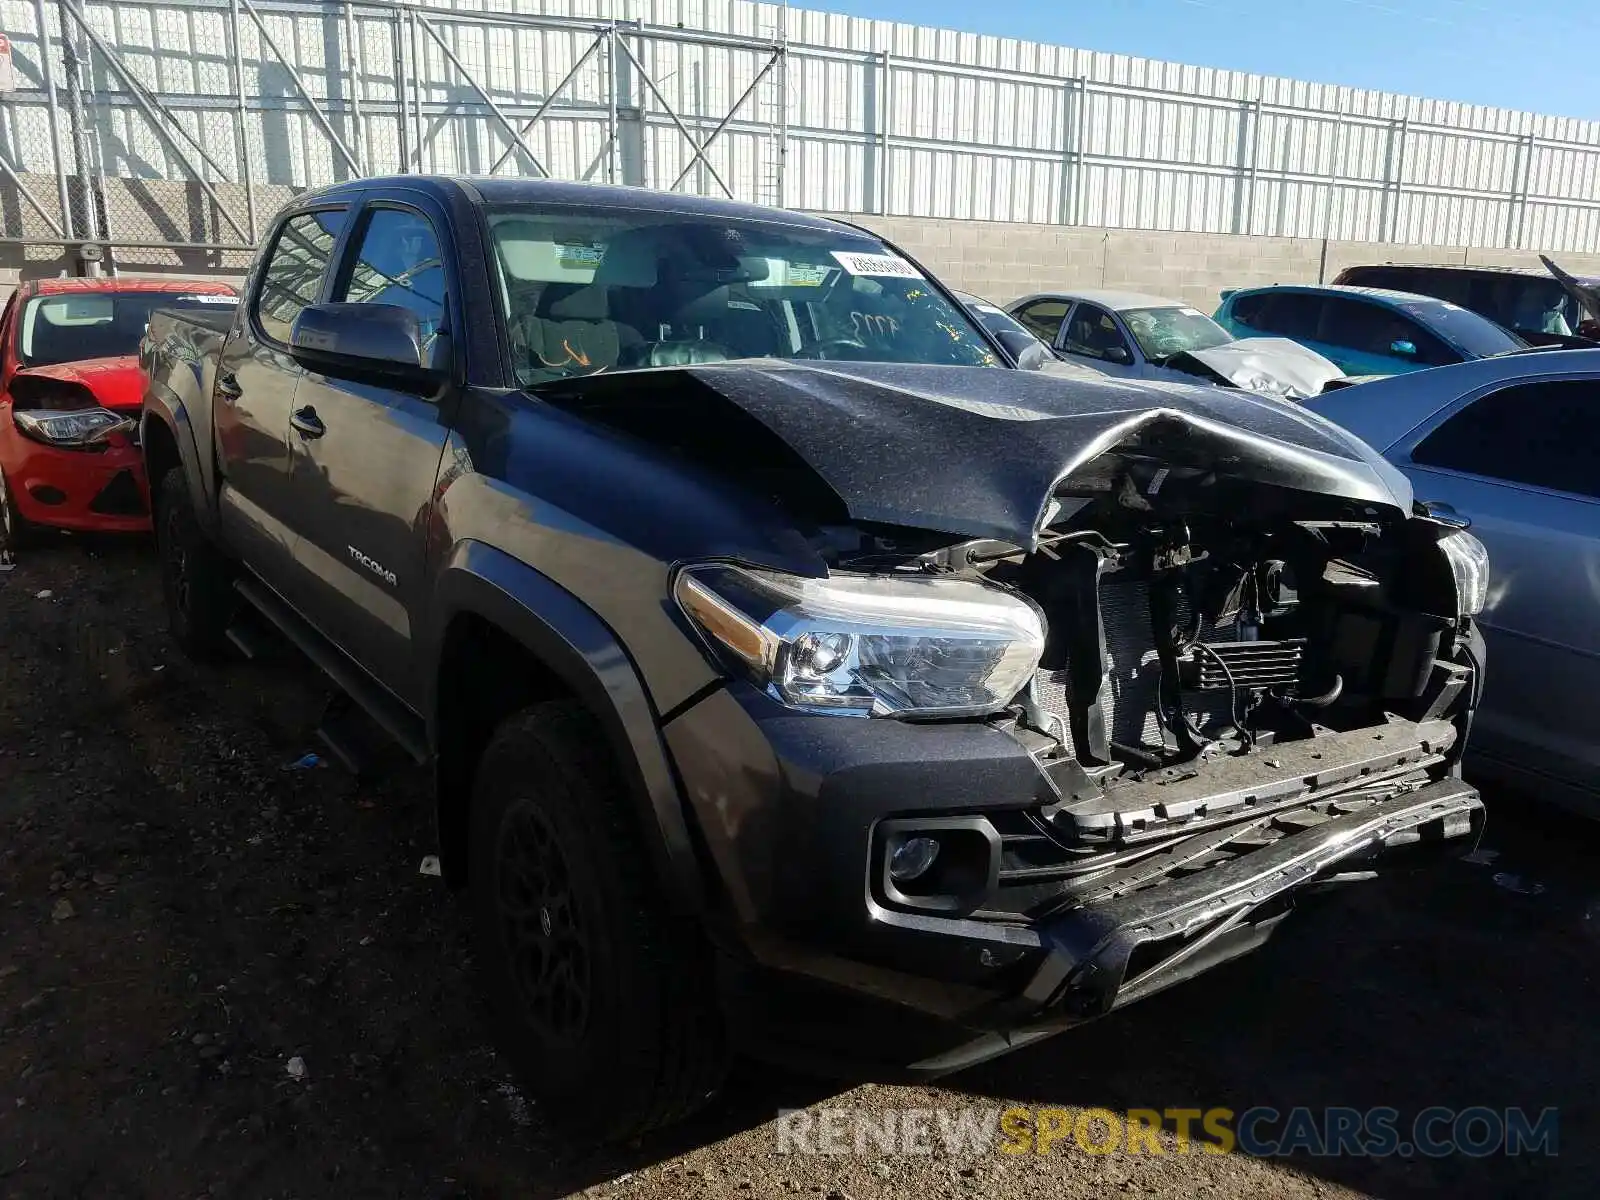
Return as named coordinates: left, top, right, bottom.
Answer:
left=548, top=361, right=1487, bottom=1050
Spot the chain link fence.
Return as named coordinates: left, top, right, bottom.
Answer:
left=1, top=0, right=1599, bottom=272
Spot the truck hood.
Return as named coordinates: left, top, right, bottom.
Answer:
left=11, top=355, right=144, bottom=411
left=541, top=360, right=1413, bottom=549
left=1164, top=337, right=1346, bottom=399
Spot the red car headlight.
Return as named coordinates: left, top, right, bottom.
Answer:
left=12, top=407, right=135, bottom=449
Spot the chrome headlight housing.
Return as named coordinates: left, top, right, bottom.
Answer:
left=674, top=564, right=1045, bottom=718
left=1438, top=529, right=1489, bottom=616
left=13, top=407, right=134, bottom=448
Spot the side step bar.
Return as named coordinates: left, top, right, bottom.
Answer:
left=231, top=576, right=429, bottom=766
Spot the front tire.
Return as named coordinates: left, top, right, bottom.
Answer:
left=469, top=701, right=728, bottom=1142
left=154, top=467, right=234, bottom=660
left=0, top=465, right=37, bottom=551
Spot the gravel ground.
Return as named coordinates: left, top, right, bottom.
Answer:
left=2, top=535, right=1596, bottom=1199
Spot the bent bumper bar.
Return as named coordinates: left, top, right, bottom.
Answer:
left=911, top=777, right=1482, bottom=1075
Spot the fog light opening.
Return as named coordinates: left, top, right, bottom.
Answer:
left=888, top=836, right=941, bottom=884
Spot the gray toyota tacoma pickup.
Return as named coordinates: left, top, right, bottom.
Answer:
left=140, top=176, right=1489, bottom=1141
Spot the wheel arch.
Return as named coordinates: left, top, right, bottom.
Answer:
left=425, top=541, right=707, bottom=913
left=140, top=399, right=219, bottom=538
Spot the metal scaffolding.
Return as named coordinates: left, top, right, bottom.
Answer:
left=0, top=0, right=1597, bottom=265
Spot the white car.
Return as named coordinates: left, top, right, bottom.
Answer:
left=1008, top=288, right=1346, bottom=399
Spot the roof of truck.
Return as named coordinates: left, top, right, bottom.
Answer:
left=302, top=174, right=864, bottom=235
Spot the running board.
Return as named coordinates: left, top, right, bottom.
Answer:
left=232, top=576, right=429, bottom=766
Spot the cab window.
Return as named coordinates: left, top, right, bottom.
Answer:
left=255, top=210, right=346, bottom=344
left=333, top=207, right=448, bottom=354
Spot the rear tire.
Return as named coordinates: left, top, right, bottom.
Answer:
left=154, top=467, right=234, bottom=660
left=469, top=701, right=728, bottom=1142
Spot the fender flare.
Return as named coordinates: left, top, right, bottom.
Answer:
left=425, top=540, right=706, bottom=912
left=140, top=393, right=220, bottom=538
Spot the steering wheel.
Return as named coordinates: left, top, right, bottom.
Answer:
left=797, top=338, right=870, bottom=361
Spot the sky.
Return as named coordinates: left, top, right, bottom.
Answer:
left=816, top=0, right=1597, bottom=121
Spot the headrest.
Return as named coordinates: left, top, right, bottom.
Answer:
left=544, top=284, right=609, bottom=321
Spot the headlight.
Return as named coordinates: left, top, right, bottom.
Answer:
left=1439, top=529, right=1489, bottom=616
left=674, top=563, right=1045, bottom=717
left=13, top=407, right=134, bottom=448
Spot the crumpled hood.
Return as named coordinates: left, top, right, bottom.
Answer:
left=1540, top=254, right=1600, bottom=327
left=1166, top=337, right=1346, bottom=399
left=548, top=360, right=1414, bottom=548
left=12, top=355, right=144, bottom=411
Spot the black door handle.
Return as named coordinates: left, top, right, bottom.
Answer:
left=216, top=371, right=242, bottom=400
left=290, top=406, right=325, bottom=439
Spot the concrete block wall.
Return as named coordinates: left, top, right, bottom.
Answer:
left=833, top=213, right=1600, bottom=312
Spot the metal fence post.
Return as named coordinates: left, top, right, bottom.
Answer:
left=344, top=0, right=365, bottom=175
left=230, top=0, right=257, bottom=241
left=392, top=9, right=409, bottom=171
left=1056, top=77, right=1076, bottom=226
left=606, top=23, right=618, bottom=184
left=33, top=0, right=71, bottom=237
left=1509, top=131, right=1535, bottom=250
left=57, top=0, right=99, bottom=248
left=409, top=8, right=425, bottom=173
left=878, top=51, right=892, bottom=216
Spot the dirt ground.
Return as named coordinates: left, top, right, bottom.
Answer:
left=2, top=535, right=1596, bottom=1199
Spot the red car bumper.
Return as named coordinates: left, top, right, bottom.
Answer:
left=0, top=419, right=150, bottom=533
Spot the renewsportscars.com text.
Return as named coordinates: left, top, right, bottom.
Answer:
left=775, top=1105, right=1559, bottom=1158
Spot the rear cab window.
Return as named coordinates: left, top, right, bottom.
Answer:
left=254, top=209, right=347, bottom=344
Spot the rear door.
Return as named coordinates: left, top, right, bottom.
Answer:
left=283, top=195, right=459, bottom=704
left=215, top=205, right=349, bottom=582
left=1011, top=297, right=1071, bottom=347
left=1394, top=376, right=1600, bottom=793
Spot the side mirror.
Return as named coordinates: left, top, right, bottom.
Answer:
left=995, top=328, right=1049, bottom=369
left=1105, top=345, right=1132, bottom=365
left=289, top=302, right=446, bottom=390
left=1389, top=339, right=1418, bottom=358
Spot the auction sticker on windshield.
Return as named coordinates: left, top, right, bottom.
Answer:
left=831, top=250, right=922, bottom=279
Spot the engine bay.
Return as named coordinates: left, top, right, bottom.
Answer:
left=821, top=453, right=1479, bottom=857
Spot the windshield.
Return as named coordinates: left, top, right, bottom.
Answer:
left=18, top=291, right=233, bottom=368
left=1121, top=306, right=1233, bottom=361
left=1396, top=298, right=1528, bottom=358
left=487, top=208, right=1002, bottom=384
left=958, top=292, right=1044, bottom=348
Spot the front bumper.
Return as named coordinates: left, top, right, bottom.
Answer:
left=664, top=681, right=1483, bottom=1073
left=0, top=420, right=150, bottom=533
left=909, top=778, right=1481, bottom=1074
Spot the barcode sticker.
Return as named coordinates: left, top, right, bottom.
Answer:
left=830, top=250, right=922, bottom=279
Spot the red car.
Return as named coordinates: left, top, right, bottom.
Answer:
left=0, top=277, right=237, bottom=543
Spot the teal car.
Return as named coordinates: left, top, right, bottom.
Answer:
left=1214, top=284, right=1526, bottom=378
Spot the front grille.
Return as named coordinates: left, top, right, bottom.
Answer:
left=88, top=470, right=148, bottom=516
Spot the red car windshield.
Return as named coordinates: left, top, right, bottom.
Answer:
left=18, top=291, right=232, bottom=368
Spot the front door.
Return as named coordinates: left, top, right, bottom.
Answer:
left=285, top=200, right=458, bottom=704
left=1058, top=303, right=1138, bottom=378
left=214, top=207, right=348, bottom=582
left=1399, top=375, right=1600, bottom=793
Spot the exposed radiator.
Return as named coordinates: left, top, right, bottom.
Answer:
left=1034, top=577, right=1249, bottom=752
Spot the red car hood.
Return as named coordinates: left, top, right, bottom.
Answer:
left=12, top=356, right=144, bottom=412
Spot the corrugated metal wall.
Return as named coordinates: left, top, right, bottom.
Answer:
left=1, top=0, right=1597, bottom=253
